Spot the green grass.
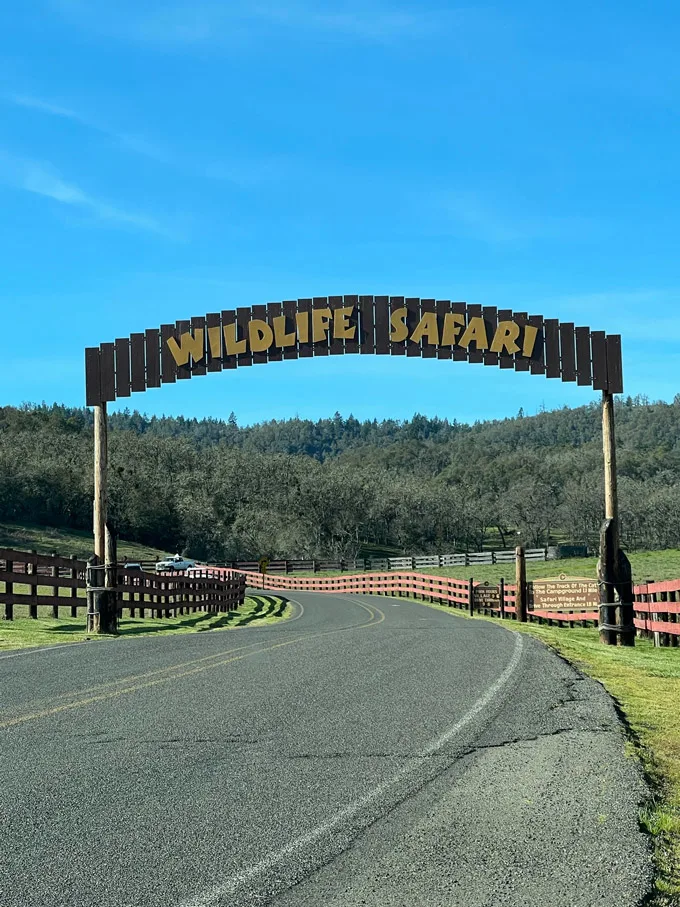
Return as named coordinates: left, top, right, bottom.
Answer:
left=0, top=520, right=169, bottom=562
left=414, top=598, right=680, bottom=905
left=0, top=594, right=291, bottom=652
left=288, top=549, right=680, bottom=585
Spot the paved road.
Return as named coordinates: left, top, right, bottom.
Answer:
left=0, top=591, right=652, bottom=906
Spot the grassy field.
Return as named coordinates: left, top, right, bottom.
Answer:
left=0, top=520, right=170, bottom=562
left=0, top=594, right=290, bottom=652
left=289, top=548, right=680, bottom=585
left=411, top=599, right=680, bottom=906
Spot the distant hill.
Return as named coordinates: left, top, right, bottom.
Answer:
left=1, top=395, right=679, bottom=560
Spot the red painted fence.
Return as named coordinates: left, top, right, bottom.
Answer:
left=199, top=568, right=679, bottom=646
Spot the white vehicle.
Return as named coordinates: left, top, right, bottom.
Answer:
left=155, top=554, right=196, bottom=573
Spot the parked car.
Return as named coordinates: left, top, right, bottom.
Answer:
left=155, top=554, right=196, bottom=573
left=123, top=562, right=143, bottom=570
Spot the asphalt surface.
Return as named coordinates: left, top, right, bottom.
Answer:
left=0, top=590, right=653, bottom=907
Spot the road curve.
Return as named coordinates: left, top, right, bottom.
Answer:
left=0, top=590, right=652, bottom=906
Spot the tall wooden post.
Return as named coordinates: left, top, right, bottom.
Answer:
left=88, top=403, right=118, bottom=635
left=598, top=392, right=635, bottom=646
left=602, top=392, right=618, bottom=544
left=515, top=546, right=527, bottom=622
left=93, top=403, right=107, bottom=560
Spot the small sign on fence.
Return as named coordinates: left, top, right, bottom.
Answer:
left=528, top=576, right=599, bottom=612
left=473, top=582, right=501, bottom=609
left=258, top=557, right=270, bottom=575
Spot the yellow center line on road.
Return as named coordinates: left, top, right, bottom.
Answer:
left=0, top=599, right=306, bottom=716
left=0, top=597, right=384, bottom=731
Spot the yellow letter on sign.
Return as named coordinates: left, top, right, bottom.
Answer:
left=333, top=306, right=356, bottom=340
left=249, top=319, right=274, bottom=353
left=410, top=312, right=439, bottom=346
left=312, top=308, right=333, bottom=342
left=167, top=329, right=205, bottom=366
left=459, top=316, right=489, bottom=351
left=223, top=322, right=247, bottom=356
left=390, top=307, right=408, bottom=342
left=272, top=315, right=297, bottom=348
left=490, top=321, right=521, bottom=354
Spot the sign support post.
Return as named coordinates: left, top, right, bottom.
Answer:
left=598, top=391, right=635, bottom=646
left=515, top=547, right=527, bottom=622
left=89, top=402, right=118, bottom=635
left=93, top=402, right=107, bottom=561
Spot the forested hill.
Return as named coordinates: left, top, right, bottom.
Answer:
left=1, top=396, right=679, bottom=561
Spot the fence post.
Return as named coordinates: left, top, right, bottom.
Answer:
left=70, top=555, right=78, bottom=618
left=5, top=557, right=13, bottom=621
left=468, top=577, right=474, bottom=616
left=51, top=561, right=59, bottom=619
left=515, top=547, right=527, bottom=622
left=499, top=577, right=505, bottom=619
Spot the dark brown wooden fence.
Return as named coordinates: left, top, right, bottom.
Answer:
left=0, top=549, right=245, bottom=621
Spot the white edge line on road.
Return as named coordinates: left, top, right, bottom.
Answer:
left=179, top=632, right=524, bottom=907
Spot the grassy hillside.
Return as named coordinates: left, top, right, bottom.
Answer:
left=0, top=521, right=170, bottom=562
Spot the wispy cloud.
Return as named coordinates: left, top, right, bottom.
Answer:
left=51, top=0, right=467, bottom=46
left=430, top=190, right=603, bottom=245
left=0, top=151, right=177, bottom=237
left=6, top=93, right=170, bottom=164
left=7, top=92, right=285, bottom=186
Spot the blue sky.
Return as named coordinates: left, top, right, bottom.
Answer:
left=1, top=1, right=678, bottom=425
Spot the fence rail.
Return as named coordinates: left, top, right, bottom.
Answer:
left=0, top=549, right=246, bottom=620
left=230, top=568, right=679, bottom=647
left=215, top=547, right=560, bottom=574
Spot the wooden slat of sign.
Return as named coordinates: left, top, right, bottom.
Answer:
left=375, top=296, right=390, bottom=354
left=312, top=297, right=330, bottom=356
left=115, top=338, right=131, bottom=397
left=130, top=333, right=146, bottom=391
left=420, top=299, right=436, bottom=358
left=160, top=324, right=177, bottom=383
left=221, top=310, right=237, bottom=370
left=250, top=304, right=268, bottom=365
left=343, top=294, right=359, bottom=354
left=328, top=296, right=345, bottom=355
left=145, top=329, right=161, bottom=388
left=575, top=326, right=591, bottom=386
left=282, top=300, right=299, bottom=361
left=190, top=315, right=207, bottom=376
left=467, top=303, right=483, bottom=363
left=205, top=312, right=223, bottom=372
left=513, top=312, right=530, bottom=372
left=497, top=309, right=514, bottom=369
left=235, top=308, right=252, bottom=367
left=85, top=348, right=101, bottom=406
left=591, top=330, right=608, bottom=391
left=297, top=299, right=313, bottom=358
left=175, top=320, right=191, bottom=380
left=100, top=342, right=116, bottom=402
left=435, top=300, right=452, bottom=360
left=606, top=335, right=623, bottom=394
left=483, top=305, right=498, bottom=366
left=528, top=315, right=545, bottom=375
left=405, top=297, right=421, bottom=357
left=267, top=302, right=282, bottom=362
left=359, top=295, right=375, bottom=354
left=559, top=322, right=576, bottom=382
left=544, top=319, right=560, bottom=378
left=390, top=296, right=406, bottom=355
left=452, top=302, right=468, bottom=362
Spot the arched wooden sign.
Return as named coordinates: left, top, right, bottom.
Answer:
left=84, top=296, right=623, bottom=405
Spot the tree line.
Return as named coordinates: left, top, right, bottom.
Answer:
left=1, top=395, right=679, bottom=560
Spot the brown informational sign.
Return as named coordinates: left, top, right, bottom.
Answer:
left=528, top=576, right=600, bottom=612
left=473, top=583, right=501, bottom=609
left=85, top=298, right=624, bottom=405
